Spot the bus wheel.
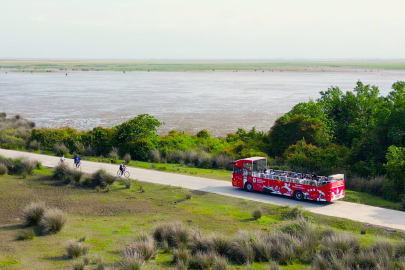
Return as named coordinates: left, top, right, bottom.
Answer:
left=245, top=182, right=253, bottom=192
left=294, top=191, right=303, bottom=201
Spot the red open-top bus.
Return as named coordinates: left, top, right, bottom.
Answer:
left=231, top=157, right=345, bottom=202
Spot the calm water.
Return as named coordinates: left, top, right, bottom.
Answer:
left=1, top=70, right=404, bottom=136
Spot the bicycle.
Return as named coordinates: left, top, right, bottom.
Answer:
left=58, top=160, right=66, bottom=165
left=117, top=169, right=130, bottom=178
left=73, top=161, right=81, bottom=170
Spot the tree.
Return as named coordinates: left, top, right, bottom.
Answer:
left=267, top=101, right=333, bottom=157
left=114, top=114, right=162, bottom=144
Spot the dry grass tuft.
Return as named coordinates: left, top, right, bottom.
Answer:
left=65, top=240, right=89, bottom=259
left=22, top=201, right=46, bottom=227
left=40, top=208, right=67, bottom=234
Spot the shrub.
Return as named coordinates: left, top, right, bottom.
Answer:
left=185, top=191, right=192, bottom=200
left=84, top=145, right=95, bottom=156
left=83, top=256, right=90, bottom=265
left=320, top=232, right=360, bottom=260
left=211, top=235, right=232, bottom=257
left=148, top=149, right=161, bottom=163
left=196, top=151, right=212, bottom=168
left=229, top=236, right=255, bottom=265
left=15, top=157, right=37, bottom=176
left=72, top=261, right=85, bottom=270
left=212, top=153, right=233, bottom=169
left=108, top=147, right=120, bottom=163
left=70, top=170, right=83, bottom=183
left=66, top=240, right=90, bottom=259
left=281, top=205, right=304, bottom=220
left=153, top=222, right=190, bottom=249
left=127, top=235, right=157, bottom=261
left=22, top=201, right=46, bottom=227
left=124, top=179, right=132, bottom=189
left=124, top=153, right=132, bottom=164
left=80, top=177, right=92, bottom=187
left=53, top=162, right=71, bottom=181
left=0, top=163, right=8, bottom=175
left=29, top=139, right=41, bottom=151
left=211, top=255, right=230, bottom=270
left=252, top=209, right=262, bottom=220
left=188, top=251, right=214, bottom=269
left=40, top=208, right=67, bottom=234
left=191, top=233, right=213, bottom=255
left=16, top=229, right=35, bottom=241
left=54, top=142, right=70, bottom=156
left=118, top=250, right=144, bottom=270
left=74, top=142, right=85, bottom=154
left=172, top=249, right=191, bottom=266
left=268, top=261, right=281, bottom=270
left=91, top=169, right=116, bottom=187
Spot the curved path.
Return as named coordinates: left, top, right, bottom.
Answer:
left=1, top=148, right=404, bottom=231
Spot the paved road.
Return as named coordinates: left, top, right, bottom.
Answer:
left=1, top=148, right=404, bottom=231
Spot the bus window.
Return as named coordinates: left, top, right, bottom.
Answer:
left=243, top=162, right=252, bottom=171
left=234, top=166, right=242, bottom=174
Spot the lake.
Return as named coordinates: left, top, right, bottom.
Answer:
left=1, top=70, right=404, bottom=136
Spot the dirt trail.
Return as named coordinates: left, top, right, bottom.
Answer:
left=1, top=148, right=404, bottom=231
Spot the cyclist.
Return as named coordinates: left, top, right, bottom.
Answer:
left=74, top=155, right=81, bottom=168
left=119, top=162, right=126, bottom=176
left=120, top=162, right=126, bottom=176
left=60, top=154, right=65, bottom=163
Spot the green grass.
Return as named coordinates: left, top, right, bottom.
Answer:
left=343, top=190, right=401, bottom=210
left=1, top=60, right=405, bottom=72
left=1, top=170, right=404, bottom=269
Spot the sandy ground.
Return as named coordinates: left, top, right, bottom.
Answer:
left=1, top=148, right=405, bottom=231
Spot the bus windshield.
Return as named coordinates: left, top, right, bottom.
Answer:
left=253, top=159, right=267, bottom=171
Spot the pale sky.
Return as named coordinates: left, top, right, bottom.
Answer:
left=1, top=0, right=404, bottom=59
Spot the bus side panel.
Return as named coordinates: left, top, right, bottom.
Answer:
left=232, top=173, right=244, bottom=188
left=251, top=176, right=266, bottom=192
left=329, top=180, right=345, bottom=201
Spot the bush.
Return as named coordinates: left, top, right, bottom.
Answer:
left=108, top=147, right=120, bottom=163
left=16, top=229, right=35, bottom=241
left=0, top=163, right=8, bottom=175
left=74, top=142, right=85, bottom=154
left=252, top=209, right=262, bottom=220
left=52, top=162, right=71, bottom=181
left=70, top=170, right=83, bottom=183
left=124, top=153, right=132, bottom=164
left=153, top=222, right=190, bottom=249
left=91, top=169, right=116, bottom=187
left=191, top=233, right=213, bottom=254
left=124, top=179, right=132, bottom=189
left=118, top=250, right=144, bottom=270
left=188, top=251, right=214, bottom=269
left=185, top=191, right=192, bottom=200
left=72, top=261, right=85, bottom=270
left=127, top=235, right=157, bottom=261
left=22, top=201, right=46, bottom=227
left=229, top=235, right=255, bottom=265
left=54, top=142, right=70, bottom=156
left=66, top=240, right=89, bottom=259
left=212, top=153, right=233, bottom=169
left=28, top=139, right=41, bottom=151
left=172, top=248, right=191, bottom=266
left=195, top=151, right=212, bottom=168
left=211, top=255, right=230, bottom=270
left=148, top=149, right=161, bottom=163
left=320, top=232, right=360, bottom=260
left=84, top=145, right=95, bottom=156
left=15, top=157, right=37, bottom=176
left=40, top=208, right=67, bottom=234
left=211, top=235, right=232, bottom=257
